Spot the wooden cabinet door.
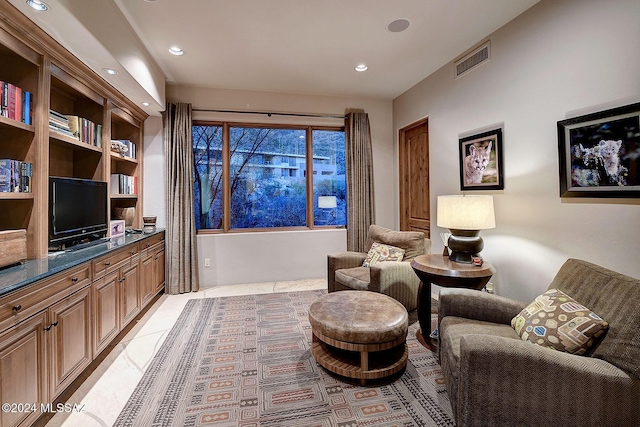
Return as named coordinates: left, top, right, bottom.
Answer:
left=0, top=312, right=47, bottom=427
left=139, top=254, right=155, bottom=307
left=48, top=286, right=92, bottom=398
left=93, top=271, right=120, bottom=355
left=120, top=263, right=140, bottom=327
left=153, top=249, right=165, bottom=294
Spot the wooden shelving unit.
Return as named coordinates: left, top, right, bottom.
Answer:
left=0, top=25, right=41, bottom=258
left=0, top=8, right=152, bottom=424
left=109, top=106, right=143, bottom=226
left=0, top=2, right=147, bottom=259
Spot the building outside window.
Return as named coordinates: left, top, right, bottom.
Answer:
left=193, top=123, right=346, bottom=231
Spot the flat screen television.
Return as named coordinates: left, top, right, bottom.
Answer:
left=49, top=177, right=108, bottom=249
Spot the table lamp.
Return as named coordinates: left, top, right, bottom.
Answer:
left=318, top=196, right=337, bottom=224
left=318, top=196, right=337, bottom=209
left=437, top=195, right=495, bottom=263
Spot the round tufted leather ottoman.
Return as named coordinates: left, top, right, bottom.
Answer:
left=309, top=290, right=409, bottom=383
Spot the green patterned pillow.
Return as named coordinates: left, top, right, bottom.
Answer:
left=362, top=242, right=405, bottom=267
left=511, top=289, right=608, bottom=355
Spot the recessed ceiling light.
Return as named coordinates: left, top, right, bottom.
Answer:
left=26, top=0, right=48, bottom=11
left=355, top=64, right=368, bottom=72
left=103, top=68, right=118, bottom=75
left=387, top=18, right=411, bottom=33
left=141, top=102, right=151, bottom=107
left=169, top=47, right=184, bottom=56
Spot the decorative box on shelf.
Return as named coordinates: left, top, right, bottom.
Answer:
left=0, top=229, right=27, bottom=268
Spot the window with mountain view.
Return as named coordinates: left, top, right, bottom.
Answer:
left=193, top=123, right=346, bottom=231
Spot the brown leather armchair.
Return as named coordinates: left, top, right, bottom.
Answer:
left=327, top=225, right=431, bottom=311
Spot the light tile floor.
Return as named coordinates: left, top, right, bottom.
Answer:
left=45, top=279, right=327, bottom=427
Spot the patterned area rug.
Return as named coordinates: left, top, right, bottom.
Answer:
left=115, top=290, right=454, bottom=426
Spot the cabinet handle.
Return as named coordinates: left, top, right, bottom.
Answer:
left=105, top=262, right=111, bottom=267
left=44, top=325, right=52, bottom=331
left=12, top=304, right=22, bottom=312
left=51, top=321, right=58, bottom=327
left=71, top=277, right=78, bottom=283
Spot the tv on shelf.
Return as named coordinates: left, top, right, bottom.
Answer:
left=49, top=177, right=108, bottom=250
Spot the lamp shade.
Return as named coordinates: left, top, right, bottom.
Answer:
left=318, top=196, right=337, bottom=209
left=437, top=195, right=495, bottom=230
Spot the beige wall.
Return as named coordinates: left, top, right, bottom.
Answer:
left=393, top=0, right=640, bottom=301
left=145, top=86, right=394, bottom=286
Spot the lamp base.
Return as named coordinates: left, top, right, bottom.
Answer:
left=448, top=229, right=483, bottom=264
left=448, top=251, right=479, bottom=264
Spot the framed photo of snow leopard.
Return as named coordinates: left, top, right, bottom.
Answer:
left=557, top=102, right=640, bottom=198
left=459, top=128, right=504, bottom=191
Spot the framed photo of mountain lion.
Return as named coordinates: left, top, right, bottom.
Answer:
left=557, top=102, right=640, bottom=198
left=459, top=128, right=504, bottom=191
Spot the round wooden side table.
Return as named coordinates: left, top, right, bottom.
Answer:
left=410, top=254, right=496, bottom=341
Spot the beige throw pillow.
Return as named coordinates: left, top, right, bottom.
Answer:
left=362, top=242, right=405, bottom=267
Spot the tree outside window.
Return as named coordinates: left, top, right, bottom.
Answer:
left=313, top=129, right=346, bottom=226
left=193, top=124, right=223, bottom=229
left=193, top=123, right=346, bottom=231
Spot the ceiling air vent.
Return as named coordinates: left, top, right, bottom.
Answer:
left=455, top=41, right=490, bottom=78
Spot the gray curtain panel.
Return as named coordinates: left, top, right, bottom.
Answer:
left=345, top=111, right=376, bottom=252
left=163, top=103, right=199, bottom=294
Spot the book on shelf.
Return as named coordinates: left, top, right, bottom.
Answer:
left=56, top=114, right=102, bottom=147
left=0, top=81, right=32, bottom=125
left=49, top=109, right=75, bottom=138
left=0, top=159, right=32, bottom=193
left=111, top=139, right=136, bottom=159
left=23, top=91, right=31, bottom=125
left=110, top=173, right=137, bottom=195
left=95, top=124, right=102, bottom=148
left=49, top=109, right=69, bottom=124
left=67, top=114, right=79, bottom=137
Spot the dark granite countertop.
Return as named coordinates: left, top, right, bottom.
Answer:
left=0, top=229, right=165, bottom=298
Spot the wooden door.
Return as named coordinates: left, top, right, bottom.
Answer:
left=48, top=286, right=92, bottom=398
left=0, top=312, right=47, bottom=427
left=399, top=119, right=430, bottom=237
left=140, top=253, right=155, bottom=307
left=93, top=270, right=120, bottom=355
left=120, top=263, right=140, bottom=327
left=154, top=248, right=165, bottom=294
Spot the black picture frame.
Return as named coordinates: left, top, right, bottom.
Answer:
left=557, top=102, right=640, bottom=198
left=459, top=128, right=504, bottom=191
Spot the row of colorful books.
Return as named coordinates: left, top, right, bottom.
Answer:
left=0, top=82, right=32, bottom=125
left=111, top=139, right=137, bottom=160
left=110, top=173, right=137, bottom=195
left=49, top=109, right=102, bottom=147
left=0, top=159, right=33, bottom=193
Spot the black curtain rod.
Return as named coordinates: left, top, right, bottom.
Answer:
left=192, top=108, right=346, bottom=120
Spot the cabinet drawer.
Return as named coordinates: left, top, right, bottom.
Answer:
left=143, top=241, right=165, bottom=260
left=0, top=264, right=91, bottom=333
left=93, top=245, right=139, bottom=279
left=139, top=234, right=164, bottom=255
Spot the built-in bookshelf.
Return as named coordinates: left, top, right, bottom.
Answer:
left=110, top=106, right=142, bottom=226
left=0, top=3, right=147, bottom=259
left=49, top=64, right=106, bottom=181
left=0, top=26, right=40, bottom=258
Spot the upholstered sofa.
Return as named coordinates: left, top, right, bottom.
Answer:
left=438, top=258, right=640, bottom=427
left=327, top=225, right=430, bottom=311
